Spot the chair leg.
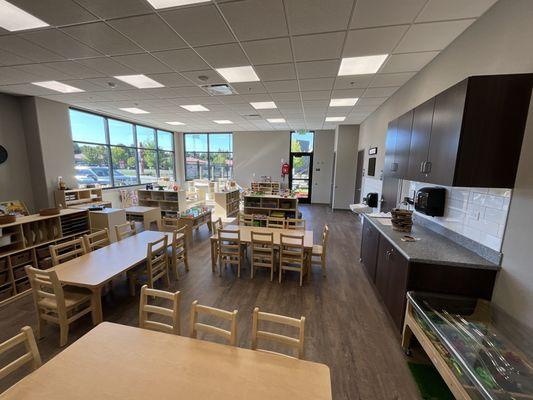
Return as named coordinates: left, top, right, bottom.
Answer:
left=279, top=266, right=282, bottom=283
left=165, top=267, right=171, bottom=287
left=270, top=266, right=274, bottom=281
left=129, top=273, right=136, bottom=296
left=300, top=268, right=303, bottom=287
left=322, top=256, right=327, bottom=277
left=59, top=321, right=69, bottom=347
left=37, top=315, right=45, bottom=339
left=184, top=252, right=189, bottom=272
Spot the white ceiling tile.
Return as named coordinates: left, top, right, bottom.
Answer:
left=0, top=83, right=53, bottom=96
left=285, top=0, right=354, bottom=35
left=220, top=0, right=287, bottom=41
left=331, top=88, right=365, bottom=98
left=350, top=0, right=426, bottom=28
left=264, top=80, right=299, bottom=93
left=296, top=60, right=340, bottom=79
left=109, top=14, right=188, bottom=52
left=161, top=5, right=234, bottom=46
left=21, top=29, right=102, bottom=59
left=299, top=77, right=334, bottom=92
left=270, top=92, right=301, bottom=101
left=60, top=79, right=107, bottom=92
left=333, top=75, right=373, bottom=89
left=7, top=0, right=97, bottom=25
left=44, top=61, right=104, bottom=79
left=78, top=57, right=136, bottom=76
left=238, top=93, right=273, bottom=102
left=416, top=0, right=498, bottom=22
left=370, top=72, right=416, bottom=87
left=292, top=32, right=345, bottom=62
left=195, top=43, right=248, bottom=68
left=112, top=53, right=173, bottom=74
left=74, top=0, right=152, bottom=19
left=180, top=69, right=225, bottom=85
left=62, top=22, right=142, bottom=56
left=146, top=73, right=192, bottom=87
left=84, top=77, right=133, bottom=91
left=0, top=66, right=38, bottom=84
left=255, top=63, right=296, bottom=81
left=242, top=38, right=293, bottom=65
left=0, top=36, right=64, bottom=62
left=363, top=86, right=399, bottom=97
left=301, top=90, right=332, bottom=100
left=357, top=97, right=388, bottom=106
left=379, top=51, right=439, bottom=73
left=231, top=82, right=267, bottom=94
left=343, top=25, right=409, bottom=57
left=0, top=49, right=32, bottom=66
left=14, top=64, right=71, bottom=80
left=154, top=49, right=210, bottom=72
left=172, top=86, right=209, bottom=97
left=395, top=20, right=476, bottom=53
left=352, top=104, right=380, bottom=113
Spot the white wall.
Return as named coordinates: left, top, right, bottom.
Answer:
left=233, top=130, right=290, bottom=188
left=311, top=130, right=335, bottom=204
left=357, top=0, right=533, bottom=327
left=332, top=125, right=359, bottom=209
left=0, top=94, right=35, bottom=211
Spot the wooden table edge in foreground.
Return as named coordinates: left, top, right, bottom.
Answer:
left=49, top=231, right=180, bottom=324
left=1, top=322, right=332, bottom=400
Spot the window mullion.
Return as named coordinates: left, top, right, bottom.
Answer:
left=104, top=117, right=114, bottom=188
left=133, top=125, right=141, bottom=185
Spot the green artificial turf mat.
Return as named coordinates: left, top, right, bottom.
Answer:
left=408, top=362, right=455, bottom=400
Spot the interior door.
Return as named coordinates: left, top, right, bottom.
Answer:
left=289, top=152, right=313, bottom=204
left=354, top=150, right=364, bottom=204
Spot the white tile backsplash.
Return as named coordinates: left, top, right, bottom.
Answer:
left=403, top=181, right=512, bottom=252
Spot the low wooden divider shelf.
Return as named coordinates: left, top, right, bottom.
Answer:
left=54, top=188, right=111, bottom=209
left=137, top=189, right=186, bottom=217
left=0, top=209, right=90, bottom=306
left=243, top=194, right=298, bottom=226
left=251, top=181, right=280, bottom=195
left=214, top=189, right=240, bottom=218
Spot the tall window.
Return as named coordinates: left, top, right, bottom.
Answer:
left=184, top=133, right=233, bottom=180
left=70, top=109, right=175, bottom=188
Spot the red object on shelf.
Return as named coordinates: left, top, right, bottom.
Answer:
left=281, top=163, right=289, bottom=177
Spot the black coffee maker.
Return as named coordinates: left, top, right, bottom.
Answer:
left=363, top=192, right=379, bottom=208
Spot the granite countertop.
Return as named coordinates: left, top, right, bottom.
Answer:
left=362, top=214, right=499, bottom=270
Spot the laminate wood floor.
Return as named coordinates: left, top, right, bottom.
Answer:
left=0, top=205, right=421, bottom=399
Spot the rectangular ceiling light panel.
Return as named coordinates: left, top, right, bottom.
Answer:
left=119, top=107, right=150, bottom=114
left=146, top=0, right=210, bottom=9
left=180, top=105, right=209, bottom=112
left=325, top=116, right=345, bottom=122
left=267, top=118, right=286, bottom=123
left=214, top=120, right=233, bottom=124
left=338, top=55, right=388, bottom=76
left=216, top=66, right=260, bottom=83
left=0, top=0, right=48, bottom=31
left=32, top=81, right=84, bottom=93
left=330, top=98, right=358, bottom=107
left=166, top=121, right=185, bottom=125
left=114, top=75, right=164, bottom=89
left=250, top=101, right=277, bottom=109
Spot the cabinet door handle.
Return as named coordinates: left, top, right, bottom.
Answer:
left=390, top=162, right=398, bottom=172
left=419, top=162, right=425, bottom=173
left=425, top=161, right=432, bottom=173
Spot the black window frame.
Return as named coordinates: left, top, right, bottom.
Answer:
left=69, top=108, right=176, bottom=189
left=183, top=132, right=233, bottom=181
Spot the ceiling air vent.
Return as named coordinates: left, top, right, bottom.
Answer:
left=243, top=114, right=262, bottom=120
left=201, top=84, right=237, bottom=96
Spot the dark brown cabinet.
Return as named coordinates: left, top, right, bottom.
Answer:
left=394, top=110, right=414, bottom=178
left=360, top=217, right=380, bottom=282
left=399, top=74, right=532, bottom=187
left=383, top=120, right=398, bottom=178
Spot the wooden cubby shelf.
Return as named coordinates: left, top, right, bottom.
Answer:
left=137, top=189, right=187, bottom=217
left=55, top=188, right=111, bottom=209
left=0, top=209, right=90, bottom=306
left=214, top=189, right=240, bottom=218
left=243, top=194, right=299, bottom=225
left=250, top=181, right=281, bottom=195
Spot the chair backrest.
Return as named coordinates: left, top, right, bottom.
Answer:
left=139, top=285, right=180, bottom=335
left=49, top=237, right=86, bottom=266
left=251, top=231, right=274, bottom=264
left=280, top=234, right=305, bottom=266
left=212, top=217, right=223, bottom=236
left=322, top=224, right=330, bottom=256
left=189, top=300, right=238, bottom=346
left=266, top=217, right=285, bottom=229
left=161, top=217, right=178, bottom=232
left=251, top=307, right=305, bottom=359
left=115, top=221, right=137, bottom=241
left=171, top=226, right=188, bottom=259
left=146, top=236, right=169, bottom=287
left=83, top=229, right=110, bottom=252
left=25, top=266, right=67, bottom=316
left=218, top=229, right=241, bottom=263
left=286, top=218, right=306, bottom=231
left=0, top=326, right=42, bottom=381
left=239, top=213, right=253, bottom=226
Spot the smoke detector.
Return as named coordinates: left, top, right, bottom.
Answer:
left=200, top=83, right=237, bottom=96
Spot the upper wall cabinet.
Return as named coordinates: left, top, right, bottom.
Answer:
left=398, top=74, right=533, bottom=188
left=384, top=110, right=413, bottom=179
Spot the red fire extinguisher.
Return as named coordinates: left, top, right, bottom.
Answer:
left=281, top=162, right=290, bottom=177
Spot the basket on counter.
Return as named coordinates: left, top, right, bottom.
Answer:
left=391, top=209, right=413, bottom=232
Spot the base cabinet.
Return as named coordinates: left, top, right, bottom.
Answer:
left=360, top=218, right=380, bottom=282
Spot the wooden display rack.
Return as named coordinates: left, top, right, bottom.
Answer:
left=0, top=209, right=90, bottom=306
left=55, top=188, right=111, bottom=209
left=137, top=189, right=187, bottom=217
left=251, top=181, right=280, bottom=195
left=214, top=189, right=240, bottom=218
left=243, top=194, right=298, bottom=223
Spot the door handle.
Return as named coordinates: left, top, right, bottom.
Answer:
left=425, top=161, right=432, bottom=173
left=420, top=161, right=425, bottom=173
left=391, top=162, right=398, bottom=172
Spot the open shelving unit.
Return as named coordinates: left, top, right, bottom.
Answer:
left=137, top=189, right=187, bottom=217
left=214, top=189, right=240, bottom=218
left=250, top=181, right=280, bottom=195
left=0, top=209, right=90, bottom=306
left=243, top=194, right=299, bottom=225
left=54, top=188, right=111, bottom=209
